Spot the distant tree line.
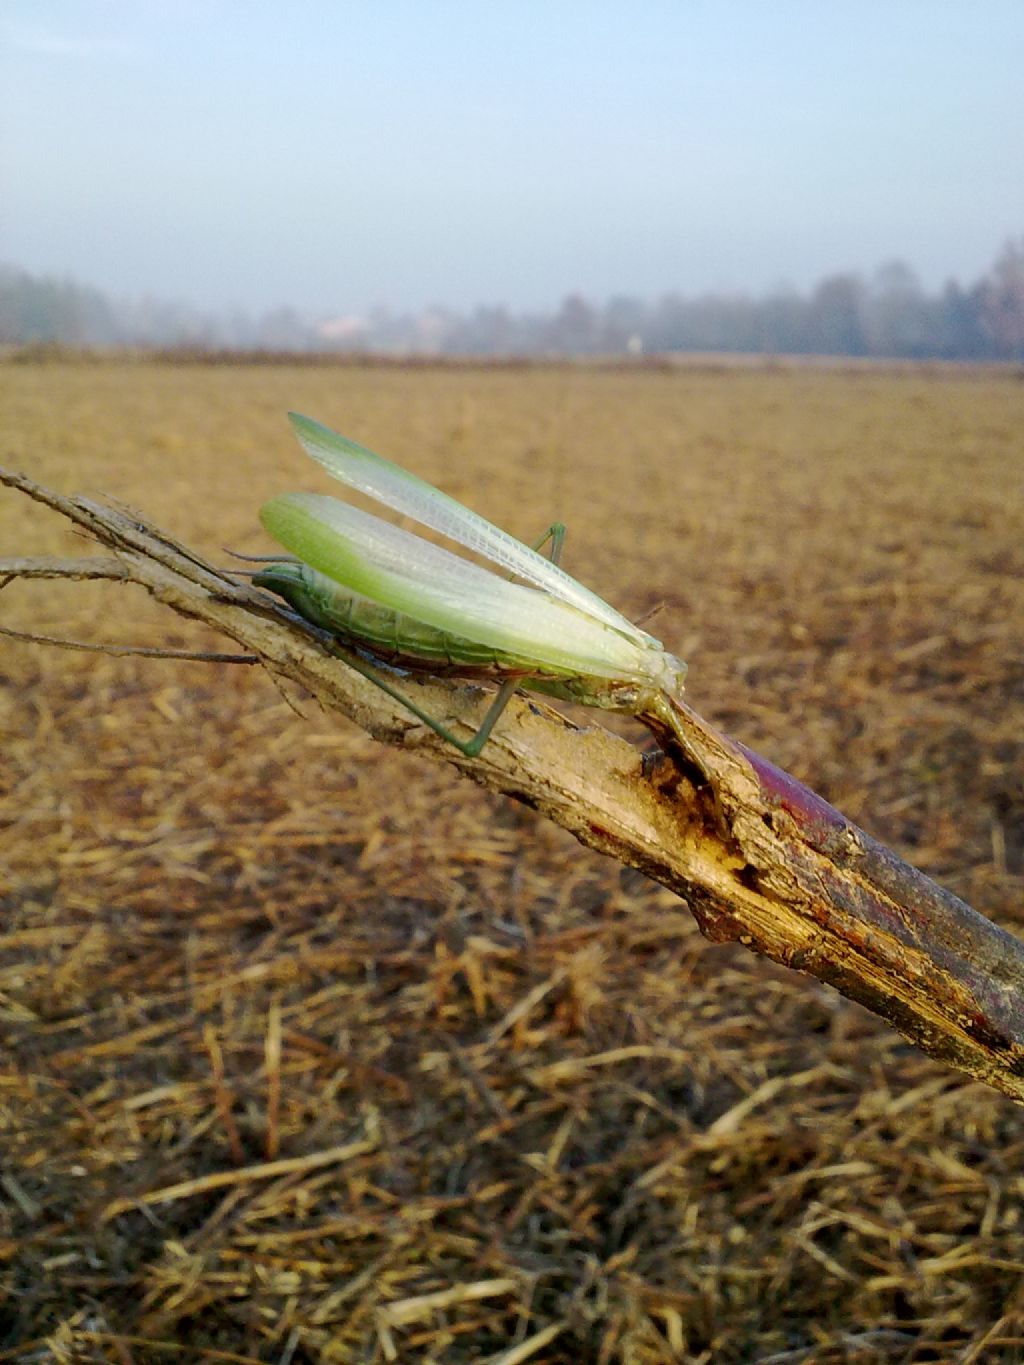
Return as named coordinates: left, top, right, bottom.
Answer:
left=2, top=238, right=1023, bottom=360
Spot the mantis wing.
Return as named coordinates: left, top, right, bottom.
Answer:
left=260, top=491, right=660, bottom=684
left=287, top=413, right=657, bottom=649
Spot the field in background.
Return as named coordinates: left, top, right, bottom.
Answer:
left=2, top=360, right=1023, bottom=1362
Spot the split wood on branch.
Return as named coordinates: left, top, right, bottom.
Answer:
left=3, top=464, right=1023, bottom=1102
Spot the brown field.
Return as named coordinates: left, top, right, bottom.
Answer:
left=2, top=359, right=1023, bottom=1362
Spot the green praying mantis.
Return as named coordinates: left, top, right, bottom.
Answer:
left=253, top=414, right=690, bottom=760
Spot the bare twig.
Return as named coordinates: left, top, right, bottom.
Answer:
left=0, top=622, right=257, bottom=663
left=4, top=463, right=1024, bottom=1103
left=0, top=554, right=129, bottom=583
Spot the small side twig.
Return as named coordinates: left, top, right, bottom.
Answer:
left=0, top=621, right=258, bottom=663
left=0, top=554, right=129, bottom=584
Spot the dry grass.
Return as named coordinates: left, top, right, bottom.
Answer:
left=1, top=359, right=1023, bottom=1363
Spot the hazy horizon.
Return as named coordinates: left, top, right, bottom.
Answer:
left=2, top=2, right=1022, bottom=317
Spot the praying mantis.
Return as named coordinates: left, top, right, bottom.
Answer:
left=254, top=414, right=690, bottom=760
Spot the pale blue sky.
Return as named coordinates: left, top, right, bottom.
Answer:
left=2, top=2, right=1022, bottom=315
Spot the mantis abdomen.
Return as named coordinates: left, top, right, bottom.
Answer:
left=254, top=560, right=569, bottom=681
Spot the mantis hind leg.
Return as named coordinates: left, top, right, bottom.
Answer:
left=326, top=641, right=521, bottom=759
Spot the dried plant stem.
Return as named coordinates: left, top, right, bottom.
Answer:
left=101, top=1139, right=376, bottom=1221
left=0, top=621, right=257, bottom=662
left=3, top=463, right=1023, bottom=1103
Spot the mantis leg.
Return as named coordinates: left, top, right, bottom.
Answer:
left=410, top=523, right=566, bottom=752
left=323, top=522, right=567, bottom=757
left=376, top=523, right=564, bottom=754
left=325, top=641, right=521, bottom=758
left=530, top=522, right=566, bottom=565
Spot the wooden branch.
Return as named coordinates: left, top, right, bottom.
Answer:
left=4, top=464, right=1024, bottom=1102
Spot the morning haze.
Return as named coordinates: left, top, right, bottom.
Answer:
left=2, top=1, right=1022, bottom=327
